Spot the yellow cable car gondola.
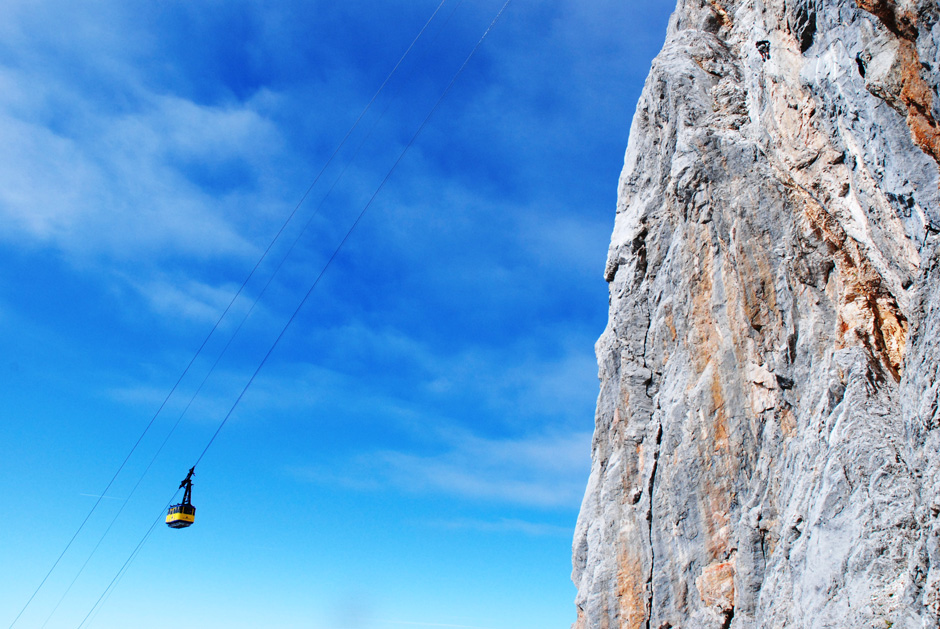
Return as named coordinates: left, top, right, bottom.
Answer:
left=166, top=467, right=196, bottom=529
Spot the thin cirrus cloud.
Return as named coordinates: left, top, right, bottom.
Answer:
left=370, top=435, right=591, bottom=508
left=422, top=517, right=573, bottom=537
left=0, top=0, right=643, bottom=312
left=0, top=2, right=292, bottom=266
left=98, top=326, right=598, bottom=439
left=122, top=274, right=250, bottom=323
left=294, top=427, right=592, bottom=509
left=0, top=79, right=275, bottom=261
left=243, top=324, right=600, bottom=432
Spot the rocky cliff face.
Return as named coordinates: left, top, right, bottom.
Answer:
left=571, top=0, right=940, bottom=627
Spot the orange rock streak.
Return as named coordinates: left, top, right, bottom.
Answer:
left=855, top=0, right=940, bottom=169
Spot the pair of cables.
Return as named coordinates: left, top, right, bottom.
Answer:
left=8, top=0, right=514, bottom=627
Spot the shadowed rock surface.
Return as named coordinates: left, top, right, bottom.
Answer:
left=572, top=0, right=940, bottom=626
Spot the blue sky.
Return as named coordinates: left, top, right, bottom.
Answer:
left=0, top=1, right=673, bottom=627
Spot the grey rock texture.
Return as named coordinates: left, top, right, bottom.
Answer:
left=571, top=0, right=940, bottom=627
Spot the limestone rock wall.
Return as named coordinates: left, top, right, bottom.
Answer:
left=572, top=0, right=940, bottom=627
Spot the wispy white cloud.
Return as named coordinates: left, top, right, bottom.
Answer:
left=0, top=85, right=273, bottom=261
left=175, top=320, right=599, bottom=431
left=369, top=429, right=591, bottom=508
left=421, top=517, right=573, bottom=537
left=105, top=362, right=267, bottom=426
left=78, top=493, right=124, bottom=501
left=0, top=0, right=297, bottom=277
left=290, top=426, right=591, bottom=509
left=123, top=274, right=245, bottom=323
